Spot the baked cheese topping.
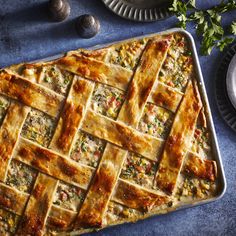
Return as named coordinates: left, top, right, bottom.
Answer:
left=7, top=63, right=40, bottom=83
left=91, top=83, right=125, bottom=119
left=159, top=33, right=193, bottom=92
left=53, top=182, right=85, bottom=212
left=0, top=208, right=19, bottom=235
left=0, top=95, right=10, bottom=125
left=120, top=153, right=156, bottom=189
left=21, top=110, right=56, bottom=147
left=138, top=103, right=173, bottom=139
left=6, top=160, right=37, bottom=193
left=70, top=131, right=106, bottom=168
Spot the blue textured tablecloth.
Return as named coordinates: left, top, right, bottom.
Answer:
left=0, top=1, right=235, bottom=235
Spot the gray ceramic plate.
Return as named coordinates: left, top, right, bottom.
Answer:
left=215, top=43, right=236, bottom=132
left=226, top=54, right=236, bottom=110
left=101, top=0, right=172, bottom=22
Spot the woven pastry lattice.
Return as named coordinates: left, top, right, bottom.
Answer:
left=0, top=33, right=218, bottom=235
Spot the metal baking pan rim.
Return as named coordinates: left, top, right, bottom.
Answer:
left=5, top=27, right=226, bottom=232
left=177, top=28, right=227, bottom=201
left=29, top=27, right=226, bottom=202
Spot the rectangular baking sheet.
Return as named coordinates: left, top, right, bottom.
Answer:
left=12, top=27, right=227, bottom=234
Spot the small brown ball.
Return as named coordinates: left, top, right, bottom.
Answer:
left=49, top=0, right=70, bottom=22
left=75, top=14, right=100, bottom=38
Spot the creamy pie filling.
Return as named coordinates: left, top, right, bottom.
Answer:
left=21, top=110, right=56, bottom=147
left=39, top=65, right=73, bottom=95
left=120, top=153, right=157, bottom=189
left=176, top=175, right=216, bottom=201
left=70, top=131, right=106, bottom=168
left=138, top=103, right=173, bottom=139
left=53, top=182, right=85, bottom=212
left=191, top=126, right=211, bottom=158
left=6, top=160, right=37, bottom=193
left=108, top=39, right=147, bottom=69
left=0, top=208, right=19, bottom=235
left=159, top=33, right=193, bottom=92
left=105, top=201, right=143, bottom=225
left=91, top=83, right=125, bottom=119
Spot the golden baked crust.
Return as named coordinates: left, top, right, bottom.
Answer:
left=183, top=152, right=217, bottom=181
left=0, top=71, right=64, bottom=117
left=0, top=32, right=219, bottom=235
left=14, top=138, right=94, bottom=189
left=82, top=109, right=164, bottom=160
left=16, top=173, right=58, bottom=235
left=50, top=76, right=94, bottom=155
left=56, top=54, right=133, bottom=90
left=118, top=36, right=171, bottom=127
left=0, top=183, right=29, bottom=215
left=149, top=81, right=183, bottom=112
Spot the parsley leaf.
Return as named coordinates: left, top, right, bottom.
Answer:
left=231, top=21, right=236, bottom=35
left=169, top=0, right=236, bottom=55
left=217, top=37, right=235, bottom=51
left=169, top=0, right=189, bottom=29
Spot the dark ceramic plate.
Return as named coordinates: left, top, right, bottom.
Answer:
left=101, top=0, right=172, bottom=22
left=215, top=43, right=236, bottom=132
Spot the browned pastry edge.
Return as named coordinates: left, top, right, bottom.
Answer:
left=155, top=79, right=203, bottom=194
left=0, top=71, right=64, bottom=117
left=0, top=102, right=29, bottom=182
left=16, top=173, right=58, bottom=236
left=50, top=77, right=94, bottom=155
left=183, top=152, right=217, bottom=181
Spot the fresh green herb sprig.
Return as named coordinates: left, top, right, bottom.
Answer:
left=169, top=0, right=236, bottom=55
left=231, top=21, right=236, bottom=34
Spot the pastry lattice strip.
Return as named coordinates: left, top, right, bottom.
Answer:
left=155, top=79, right=202, bottom=194
left=75, top=36, right=172, bottom=228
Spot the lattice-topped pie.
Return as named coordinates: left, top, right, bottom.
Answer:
left=0, top=31, right=220, bottom=235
